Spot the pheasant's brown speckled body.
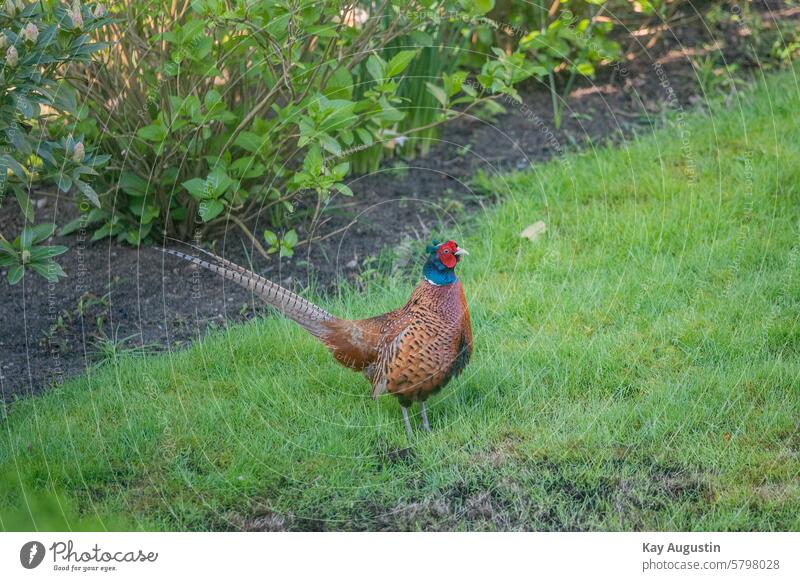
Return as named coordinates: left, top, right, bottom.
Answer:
left=324, top=279, right=472, bottom=406
left=163, top=239, right=472, bottom=436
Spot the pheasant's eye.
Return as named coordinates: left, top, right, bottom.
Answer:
left=443, top=249, right=450, bottom=254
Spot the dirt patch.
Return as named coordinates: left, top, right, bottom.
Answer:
left=2, top=2, right=798, bottom=400
left=390, top=461, right=707, bottom=531
left=226, top=511, right=295, bottom=532
left=754, top=482, right=799, bottom=503
left=251, top=457, right=712, bottom=531
left=374, top=442, right=417, bottom=470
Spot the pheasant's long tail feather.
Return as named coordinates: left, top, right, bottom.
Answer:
left=161, top=247, right=336, bottom=338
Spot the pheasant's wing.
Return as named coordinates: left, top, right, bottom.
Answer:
left=371, top=330, right=406, bottom=399
left=370, top=315, right=463, bottom=400
left=370, top=315, right=411, bottom=399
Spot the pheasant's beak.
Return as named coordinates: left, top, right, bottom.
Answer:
left=454, top=248, right=469, bottom=257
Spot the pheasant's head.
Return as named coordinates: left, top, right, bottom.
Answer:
left=423, top=240, right=468, bottom=285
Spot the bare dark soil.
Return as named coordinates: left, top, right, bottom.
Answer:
left=2, top=1, right=798, bottom=401
left=227, top=455, right=711, bottom=532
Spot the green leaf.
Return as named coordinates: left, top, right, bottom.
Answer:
left=283, top=229, right=298, bottom=247
left=139, top=205, right=160, bottom=225
left=234, top=132, right=265, bottom=154
left=3, top=154, right=27, bottom=180
left=75, top=180, right=101, bottom=207
left=30, top=261, right=66, bottom=282
left=7, top=265, right=24, bottom=285
left=182, top=178, right=210, bottom=200
left=14, top=94, right=35, bottom=119
left=307, top=23, right=339, bottom=38
left=0, top=237, right=16, bottom=255
left=339, top=128, right=354, bottom=146
left=444, top=71, right=468, bottom=97
left=263, top=229, right=278, bottom=249
left=20, top=227, right=34, bottom=251
left=426, top=83, right=448, bottom=107
left=91, top=221, right=117, bottom=242
left=36, top=145, right=58, bottom=168
left=15, top=188, right=35, bottom=222
left=366, top=54, right=385, bottom=83
left=332, top=162, right=350, bottom=179
left=206, top=168, right=234, bottom=198
left=137, top=123, right=167, bottom=142
left=60, top=217, right=83, bottom=236
left=178, top=95, right=202, bottom=121
left=323, top=67, right=353, bottom=100
left=60, top=209, right=105, bottom=235
left=119, top=172, right=149, bottom=197
left=53, top=83, right=78, bottom=115
left=198, top=199, right=225, bottom=222
left=30, top=246, right=68, bottom=261
left=204, top=89, right=222, bottom=108
left=71, top=42, right=108, bottom=56
left=476, top=0, right=495, bottom=14
left=31, top=223, right=56, bottom=243
left=304, top=146, right=324, bottom=175
left=375, top=102, right=405, bottom=122
left=6, top=125, right=31, bottom=156
left=57, top=174, right=73, bottom=193
left=334, top=183, right=354, bottom=197
left=386, top=50, right=419, bottom=77
left=318, top=133, right=342, bottom=156
left=317, top=100, right=358, bottom=132
left=355, top=128, right=373, bottom=146
left=182, top=19, right=207, bottom=42
left=123, top=229, right=141, bottom=246
left=230, top=157, right=264, bottom=179
left=83, top=154, right=111, bottom=167
left=459, top=0, right=495, bottom=15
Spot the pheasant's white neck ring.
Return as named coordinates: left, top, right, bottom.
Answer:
left=425, top=276, right=452, bottom=286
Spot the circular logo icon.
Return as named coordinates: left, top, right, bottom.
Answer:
left=20, top=541, right=46, bottom=569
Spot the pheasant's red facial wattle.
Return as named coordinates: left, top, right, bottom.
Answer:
left=437, top=240, right=459, bottom=269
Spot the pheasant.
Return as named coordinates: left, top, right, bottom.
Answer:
left=162, top=240, right=472, bottom=437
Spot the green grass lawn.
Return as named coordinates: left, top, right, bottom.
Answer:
left=2, top=71, right=799, bottom=531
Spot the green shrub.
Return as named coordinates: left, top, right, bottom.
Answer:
left=0, top=0, right=110, bottom=284
left=65, top=0, right=531, bottom=257
left=515, top=1, right=620, bottom=129
left=350, top=9, right=475, bottom=171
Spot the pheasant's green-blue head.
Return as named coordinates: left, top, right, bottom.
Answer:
left=423, top=240, right=469, bottom=286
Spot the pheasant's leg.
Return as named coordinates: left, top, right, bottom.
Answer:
left=401, top=405, right=413, bottom=439
left=419, top=402, right=431, bottom=432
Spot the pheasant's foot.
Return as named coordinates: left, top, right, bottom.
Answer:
left=419, top=401, right=431, bottom=432
left=401, top=406, right=413, bottom=440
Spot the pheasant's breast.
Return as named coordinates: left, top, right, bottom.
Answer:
left=374, top=280, right=472, bottom=404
